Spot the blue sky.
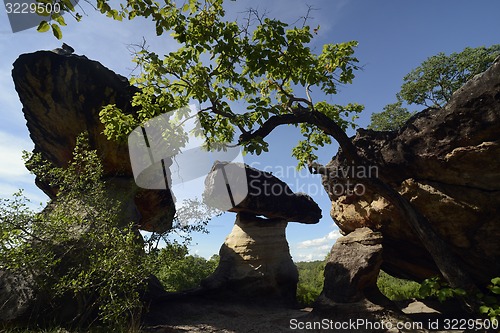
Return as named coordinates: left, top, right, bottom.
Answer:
left=1, top=0, right=499, bottom=261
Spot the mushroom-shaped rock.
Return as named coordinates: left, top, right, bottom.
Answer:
left=202, top=163, right=321, bottom=305
left=12, top=51, right=174, bottom=232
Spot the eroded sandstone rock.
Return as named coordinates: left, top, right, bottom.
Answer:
left=12, top=51, right=175, bottom=232
left=202, top=213, right=298, bottom=304
left=202, top=164, right=322, bottom=305
left=321, top=227, right=383, bottom=303
left=322, top=57, right=500, bottom=284
left=0, top=270, right=35, bottom=323
left=204, top=162, right=322, bottom=223
left=314, top=228, right=412, bottom=332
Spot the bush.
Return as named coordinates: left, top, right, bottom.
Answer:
left=478, top=277, right=500, bottom=324
left=0, top=135, right=149, bottom=330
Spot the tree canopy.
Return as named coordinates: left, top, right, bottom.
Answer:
left=399, top=45, right=500, bottom=108
left=39, top=0, right=364, bottom=168
left=367, top=101, right=414, bottom=131
left=368, top=44, right=500, bottom=131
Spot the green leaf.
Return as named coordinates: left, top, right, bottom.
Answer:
left=491, top=277, right=500, bottom=286
left=490, top=286, right=500, bottom=295
left=36, top=20, right=50, bottom=33
left=51, top=23, right=62, bottom=39
left=52, top=13, right=66, bottom=26
left=479, top=305, right=490, bottom=314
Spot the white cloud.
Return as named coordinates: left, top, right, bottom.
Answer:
left=297, top=229, right=342, bottom=249
left=290, top=229, right=342, bottom=262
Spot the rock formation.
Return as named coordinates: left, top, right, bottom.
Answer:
left=4, top=51, right=175, bottom=324
left=314, top=228, right=409, bottom=330
left=321, top=228, right=384, bottom=304
left=12, top=51, right=175, bottom=233
left=202, top=164, right=321, bottom=305
left=0, top=271, right=35, bottom=322
left=322, top=57, right=500, bottom=285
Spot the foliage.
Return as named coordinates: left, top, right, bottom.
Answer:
left=367, top=101, right=414, bottom=131
left=368, top=44, right=500, bottom=131
left=417, top=275, right=500, bottom=323
left=0, top=134, right=148, bottom=330
left=38, top=0, right=363, bottom=169
left=399, top=45, right=500, bottom=108
left=418, top=276, right=466, bottom=302
left=149, top=243, right=219, bottom=292
left=377, top=271, right=421, bottom=301
left=295, top=260, right=325, bottom=306
left=477, top=277, right=500, bottom=324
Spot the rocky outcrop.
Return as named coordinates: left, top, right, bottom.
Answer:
left=321, top=228, right=384, bottom=303
left=204, top=162, right=322, bottom=223
left=314, top=228, right=408, bottom=330
left=202, top=213, right=299, bottom=304
left=0, top=271, right=35, bottom=323
left=12, top=51, right=174, bottom=232
left=202, top=164, right=321, bottom=305
left=322, top=57, right=500, bottom=284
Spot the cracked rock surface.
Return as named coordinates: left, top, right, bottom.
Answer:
left=322, top=58, right=500, bottom=284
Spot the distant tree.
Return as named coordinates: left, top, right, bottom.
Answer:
left=377, top=271, right=420, bottom=301
left=152, top=243, right=219, bottom=291
left=369, top=44, right=500, bottom=131
left=400, top=45, right=500, bottom=108
left=367, top=101, right=414, bottom=131
left=296, top=260, right=325, bottom=306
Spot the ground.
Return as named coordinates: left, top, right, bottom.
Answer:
left=142, top=297, right=493, bottom=333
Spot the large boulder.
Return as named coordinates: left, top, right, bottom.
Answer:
left=321, top=227, right=384, bottom=303
left=202, top=165, right=322, bottom=305
left=204, top=162, right=322, bottom=224
left=12, top=50, right=175, bottom=232
left=314, top=228, right=408, bottom=331
left=0, top=270, right=35, bottom=323
left=322, top=57, right=500, bottom=284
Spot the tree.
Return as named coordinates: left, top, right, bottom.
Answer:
left=367, top=101, right=414, bottom=131
left=296, top=260, right=325, bottom=306
left=151, top=243, right=219, bottom=291
left=39, top=0, right=480, bottom=307
left=399, top=45, right=500, bottom=108
left=368, top=45, right=500, bottom=131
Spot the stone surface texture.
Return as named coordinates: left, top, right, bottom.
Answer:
left=321, top=227, right=383, bottom=303
left=12, top=51, right=175, bottom=232
left=322, top=57, right=500, bottom=284
left=202, top=213, right=299, bottom=304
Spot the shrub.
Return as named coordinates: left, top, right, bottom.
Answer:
left=478, top=277, right=500, bottom=324
left=0, top=135, right=149, bottom=330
